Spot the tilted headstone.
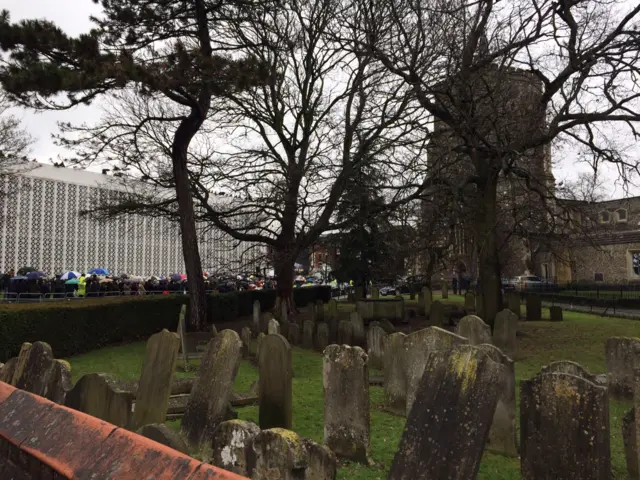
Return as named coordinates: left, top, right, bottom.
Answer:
left=349, top=311, right=365, bottom=347
left=428, top=300, right=445, bottom=327
left=253, top=300, right=261, bottom=333
left=14, top=341, right=55, bottom=396
left=259, top=334, right=292, bottom=430
left=211, top=420, right=261, bottom=476
left=389, top=345, right=505, bottom=480
left=366, top=325, right=386, bottom=371
left=131, top=329, right=180, bottom=430
left=525, top=294, right=542, bottom=321
left=323, top=345, right=371, bottom=464
left=315, top=322, right=330, bottom=352
left=181, top=329, right=243, bottom=459
left=550, top=305, right=563, bottom=322
left=10, top=342, right=32, bottom=386
left=606, top=336, right=640, bottom=399
left=383, top=332, right=408, bottom=415
left=177, top=305, right=189, bottom=371
left=337, top=320, right=353, bottom=345
left=45, top=359, right=72, bottom=404
left=520, top=372, right=610, bottom=480
left=464, top=292, right=475, bottom=310
left=0, top=357, right=16, bottom=384
left=137, top=423, right=190, bottom=455
left=442, top=282, right=449, bottom=299
left=540, top=360, right=598, bottom=383
left=477, top=344, right=518, bottom=457
left=268, top=318, right=281, bottom=335
left=456, top=315, right=492, bottom=345
left=287, top=323, right=301, bottom=346
left=371, top=287, right=380, bottom=299
left=405, top=327, right=468, bottom=415
left=316, top=300, right=325, bottom=323
left=241, top=327, right=252, bottom=359
left=65, top=373, right=133, bottom=428
left=302, top=437, right=338, bottom=480
left=493, top=309, right=518, bottom=358
left=506, top=292, right=521, bottom=318
left=303, top=320, right=315, bottom=349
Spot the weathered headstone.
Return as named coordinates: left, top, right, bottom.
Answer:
left=606, top=336, right=640, bottom=399
left=316, top=300, right=325, bottom=323
left=422, top=287, right=432, bottom=315
left=493, top=309, right=518, bottom=358
left=464, top=292, right=475, bottom=310
left=506, top=292, right=521, bottom=318
left=260, top=312, right=273, bottom=334
left=328, top=299, right=338, bottom=319
left=323, top=345, right=371, bottom=464
left=520, top=372, right=610, bottom=480
left=328, top=315, right=338, bottom=344
left=210, top=420, right=261, bottom=476
left=65, top=373, right=133, bottom=428
left=477, top=344, right=518, bottom=457
left=442, top=282, right=449, bottom=299
left=303, top=320, right=315, bottom=350
left=405, top=327, right=468, bottom=415
left=315, top=322, right=330, bottom=352
left=14, top=341, right=55, bottom=396
left=177, top=305, right=189, bottom=371
left=10, top=342, right=33, bottom=386
left=428, top=300, right=445, bottom=327
left=540, top=360, right=598, bottom=383
left=338, top=320, right=353, bottom=345
left=137, top=423, right=190, bottom=455
left=253, top=300, right=261, bottom=333
left=366, top=325, right=386, bottom=371
left=131, top=329, right=180, bottom=430
left=525, top=294, right=542, bottom=321
left=287, top=323, right=300, bottom=346
left=378, top=318, right=396, bottom=333
left=181, top=330, right=243, bottom=459
left=45, top=359, right=72, bottom=404
left=550, top=305, right=563, bottom=322
left=389, top=345, right=505, bottom=480
left=350, top=311, right=365, bottom=347
left=212, top=324, right=218, bottom=337
left=259, top=334, right=292, bottom=430
left=249, top=428, right=307, bottom=480
left=309, top=302, right=318, bottom=323
left=241, top=327, right=252, bottom=359
left=268, top=318, right=281, bottom=335
left=456, top=315, right=492, bottom=345
left=383, top=332, right=408, bottom=415
left=371, top=287, right=380, bottom=299
left=302, top=437, right=338, bottom=480
left=623, top=408, right=639, bottom=480
left=0, top=357, right=16, bottom=384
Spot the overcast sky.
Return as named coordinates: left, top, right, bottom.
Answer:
left=2, top=0, right=638, bottom=199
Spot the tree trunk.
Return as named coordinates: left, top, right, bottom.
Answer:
left=275, top=257, right=295, bottom=314
left=475, top=173, right=502, bottom=327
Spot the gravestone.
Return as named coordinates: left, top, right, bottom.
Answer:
left=350, top=311, right=365, bottom=347
left=268, top=318, right=281, bottom=335
left=65, top=373, right=133, bottom=428
left=210, top=420, right=261, bottom=476
left=540, top=360, right=598, bottom=383
left=328, top=299, right=338, bottom=319
left=212, top=324, right=218, bottom=337
left=131, top=329, right=180, bottom=430
left=383, top=333, right=408, bottom=415
left=456, top=315, right=492, bottom=345
left=249, top=429, right=307, bottom=480
left=10, top=342, right=33, bottom=386
left=378, top=318, right=396, bottom=334
left=303, top=320, right=315, bottom=350
left=366, top=325, right=386, bottom=371
left=137, top=423, right=190, bottom=455
left=442, top=282, right=449, bottom=299
left=259, top=334, right=292, bottom=430
left=623, top=368, right=640, bottom=479
left=14, top=341, right=55, bottom=396
left=422, top=287, right=432, bottom=315
left=287, top=323, right=301, bottom=346
left=302, top=437, right=338, bottom=480
left=371, top=287, right=380, bottom=299
left=260, top=312, right=273, bottom=334
left=280, top=300, right=289, bottom=325
left=309, top=302, right=318, bottom=323
left=316, top=300, right=325, bottom=323
left=323, top=345, right=371, bottom=464
left=355, top=286, right=364, bottom=301
left=405, top=327, right=468, bottom=415
left=526, top=294, right=542, bottom=321
left=256, top=333, right=266, bottom=361
left=549, top=305, right=563, bottom=322
left=520, top=372, right=610, bottom=480
left=315, top=322, right=330, bottom=352
left=389, top=345, right=505, bottom=480
left=181, top=330, right=243, bottom=459
left=606, top=336, right=640, bottom=399
left=493, top=309, right=518, bottom=358
left=0, top=357, right=16, bottom=384
left=328, top=315, right=338, bottom=344
left=338, top=320, right=353, bottom=345
left=506, top=292, right=521, bottom=318
left=45, top=359, right=72, bottom=404
left=253, top=300, right=261, bottom=333
left=477, top=344, right=518, bottom=457
left=177, top=305, right=189, bottom=372
left=241, top=327, right=252, bottom=359
left=464, top=292, right=475, bottom=310
left=428, top=300, right=445, bottom=327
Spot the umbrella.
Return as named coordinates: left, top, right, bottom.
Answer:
left=17, top=266, right=37, bottom=276
left=89, top=268, right=109, bottom=276
left=65, top=278, right=79, bottom=285
left=127, top=276, right=144, bottom=283
left=60, top=271, right=80, bottom=281
left=10, top=276, right=28, bottom=281
left=171, top=273, right=186, bottom=281
left=26, top=271, right=46, bottom=280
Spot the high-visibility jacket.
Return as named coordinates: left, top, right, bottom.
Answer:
left=78, top=277, right=87, bottom=297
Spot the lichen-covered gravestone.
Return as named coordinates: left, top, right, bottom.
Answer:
left=14, top=341, right=55, bottom=396
left=405, top=327, right=468, bottom=415
left=520, top=372, right=610, bottom=480
left=137, top=423, right=190, bottom=455
left=302, top=437, right=338, bottom=480
left=540, top=360, right=598, bottom=383
left=181, top=329, right=243, bottom=460
left=45, top=359, right=72, bottom=404
left=248, top=429, right=304, bottom=480
left=323, top=345, right=371, bottom=464
left=268, top=318, right=281, bottom=335
left=65, top=373, right=134, bottom=428
left=506, top=292, right=521, bottom=318
left=259, top=334, right=292, bottom=430
left=131, top=329, right=180, bottom=430
left=210, top=420, right=261, bottom=476
left=464, top=292, right=475, bottom=310
left=303, top=320, right=315, bottom=350
left=366, top=325, right=386, bottom=371
left=389, top=345, right=505, bottom=480
left=428, top=300, right=445, bottom=327
left=350, top=311, right=365, bottom=347
left=287, top=323, right=300, bottom=346
left=253, top=300, right=261, bottom=333
left=477, top=344, right=518, bottom=457
left=493, top=309, right=518, bottom=358
left=456, top=315, right=492, bottom=345
left=315, top=322, right=330, bottom=352
left=383, top=332, right=408, bottom=416
left=241, top=327, right=252, bottom=359
left=337, top=320, right=353, bottom=345
left=550, top=305, right=563, bottom=322
left=526, top=294, right=542, bottom=321
left=606, top=336, right=640, bottom=399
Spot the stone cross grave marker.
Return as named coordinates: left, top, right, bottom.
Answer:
left=259, top=333, right=293, bottom=430
left=456, top=315, right=492, bottom=345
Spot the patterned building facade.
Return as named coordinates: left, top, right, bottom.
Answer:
left=0, top=164, right=264, bottom=276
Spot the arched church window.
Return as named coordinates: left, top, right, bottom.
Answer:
left=616, top=209, right=628, bottom=222
left=599, top=211, right=610, bottom=224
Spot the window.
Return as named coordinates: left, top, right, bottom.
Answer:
left=599, top=211, right=611, bottom=224
left=633, top=252, right=640, bottom=275
left=594, top=272, right=604, bottom=282
left=616, top=209, right=628, bottom=222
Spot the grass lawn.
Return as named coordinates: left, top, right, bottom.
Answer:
left=65, top=296, right=640, bottom=479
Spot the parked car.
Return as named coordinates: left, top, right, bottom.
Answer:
left=514, top=275, right=558, bottom=292
left=501, top=278, right=516, bottom=292
left=380, top=286, right=397, bottom=296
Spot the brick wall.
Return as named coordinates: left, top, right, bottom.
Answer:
left=0, top=382, right=246, bottom=480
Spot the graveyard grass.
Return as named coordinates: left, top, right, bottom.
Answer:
left=66, top=295, right=640, bottom=480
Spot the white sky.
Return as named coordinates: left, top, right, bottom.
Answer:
left=2, top=0, right=638, bottom=199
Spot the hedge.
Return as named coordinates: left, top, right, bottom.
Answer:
left=0, top=286, right=331, bottom=361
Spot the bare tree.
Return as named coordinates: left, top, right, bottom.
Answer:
left=0, top=91, right=33, bottom=172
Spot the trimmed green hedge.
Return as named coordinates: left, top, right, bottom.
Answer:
left=0, top=286, right=331, bottom=361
